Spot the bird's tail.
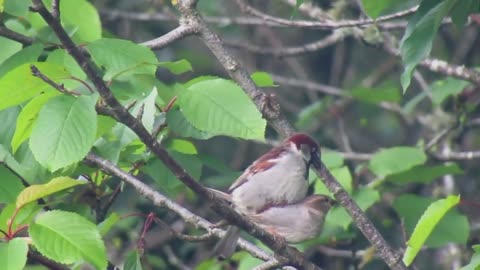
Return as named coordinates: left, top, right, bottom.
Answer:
left=213, top=226, right=241, bottom=259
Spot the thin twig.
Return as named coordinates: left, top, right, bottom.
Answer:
left=175, top=1, right=406, bottom=269
left=30, top=65, right=80, bottom=95
left=83, top=153, right=280, bottom=263
left=225, top=29, right=351, bottom=57
left=235, top=0, right=418, bottom=29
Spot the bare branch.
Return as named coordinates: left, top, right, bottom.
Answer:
left=225, top=29, right=351, bottom=57
left=30, top=65, right=80, bottom=95
left=52, top=0, right=60, bottom=19
left=235, top=0, right=418, bottom=29
left=141, top=25, right=199, bottom=50
left=0, top=26, right=34, bottom=45
left=84, top=153, right=279, bottom=263
left=101, top=9, right=285, bottom=28
left=175, top=1, right=406, bottom=269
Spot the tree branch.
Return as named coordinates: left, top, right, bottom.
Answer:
left=83, top=153, right=280, bottom=264
left=0, top=26, right=34, bottom=46
left=141, top=25, right=199, bottom=50
left=234, top=0, right=417, bottom=29
left=175, top=0, right=406, bottom=269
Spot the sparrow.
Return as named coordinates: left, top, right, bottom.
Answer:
left=212, top=133, right=320, bottom=258
left=250, top=195, right=336, bottom=243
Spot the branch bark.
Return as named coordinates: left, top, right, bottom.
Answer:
left=175, top=1, right=406, bottom=269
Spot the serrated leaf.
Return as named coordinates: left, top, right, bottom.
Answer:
left=11, top=91, right=60, bottom=153
left=402, top=195, right=460, bottom=266
left=177, top=78, right=266, bottom=140
left=251, top=71, right=277, bottom=87
left=87, top=38, right=157, bottom=81
left=0, top=62, right=69, bottom=110
left=369, top=147, right=426, bottom=177
left=4, top=0, right=30, bottom=16
left=166, top=109, right=214, bottom=139
left=400, top=0, right=457, bottom=91
left=0, top=238, right=28, bottom=270
left=29, top=210, right=107, bottom=269
left=16, top=176, right=85, bottom=208
left=30, top=94, right=98, bottom=171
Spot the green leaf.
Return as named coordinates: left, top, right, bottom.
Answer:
left=87, top=38, right=157, bottom=81
left=369, top=147, right=426, bottom=177
left=29, top=210, right=107, bottom=269
left=325, top=187, right=379, bottom=230
left=400, top=0, right=457, bottom=91
left=451, top=0, right=479, bottom=29
left=0, top=62, right=70, bottom=110
left=394, top=194, right=469, bottom=249
left=177, top=78, right=266, bottom=140
left=166, top=139, right=198, bottom=155
left=143, top=152, right=202, bottom=195
left=0, top=166, right=24, bottom=204
left=461, top=245, right=480, bottom=270
left=16, top=176, right=85, bottom=208
left=361, top=0, right=396, bottom=18
left=385, top=164, right=463, bottom=184
left=0, top=106, right=19, bottom=149
left=402, top=195, right=461, bottom=266
left=166, top=109, right=214, bottom=140
left=430, top=77, right=469, bottom=105
left=97, top=212, right=120, bottom=236
left=0, top=43, right=43, bottom=78
left=321, top=150, right=344, bottom=169
left=0, top=238, right=28, bottom=270
left=3, top=0, right=30, bottom=16
left=47, top=49, right=86, bottom=81
left=350, top=86, right=400, bottom=104
left=0, top=37, right=22, bottom=65
left=157, top=59, right=192, bottom=75
left=315, top=166, right=352, bottom=195
left=251, top=71, right=277, bottom=87
left=30, top=94, right=98, bottom=171
left=59, top=0, right=101, bottom=42
left=11, top=91, right=60, bottom=153
left=124, top=250, right=144, bottom=270
left=0, top=203, right=41, bottom=233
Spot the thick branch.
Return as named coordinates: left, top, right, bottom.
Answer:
left=31, top=1, right=316, bottom=268
left=0, top=26, right=34, bottom=45
left=175, top=1, right=406, bottom=269
left=84, top=153, right=277, bottom=263
left=141, top=25, right=199, bottom=50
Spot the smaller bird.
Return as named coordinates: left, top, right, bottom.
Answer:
left=249, top=194, right=336, bottom=243
left=213, top=134, right=320, bottom=258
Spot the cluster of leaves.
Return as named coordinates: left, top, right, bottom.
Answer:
left=0, top=0, right=478, bottom=269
